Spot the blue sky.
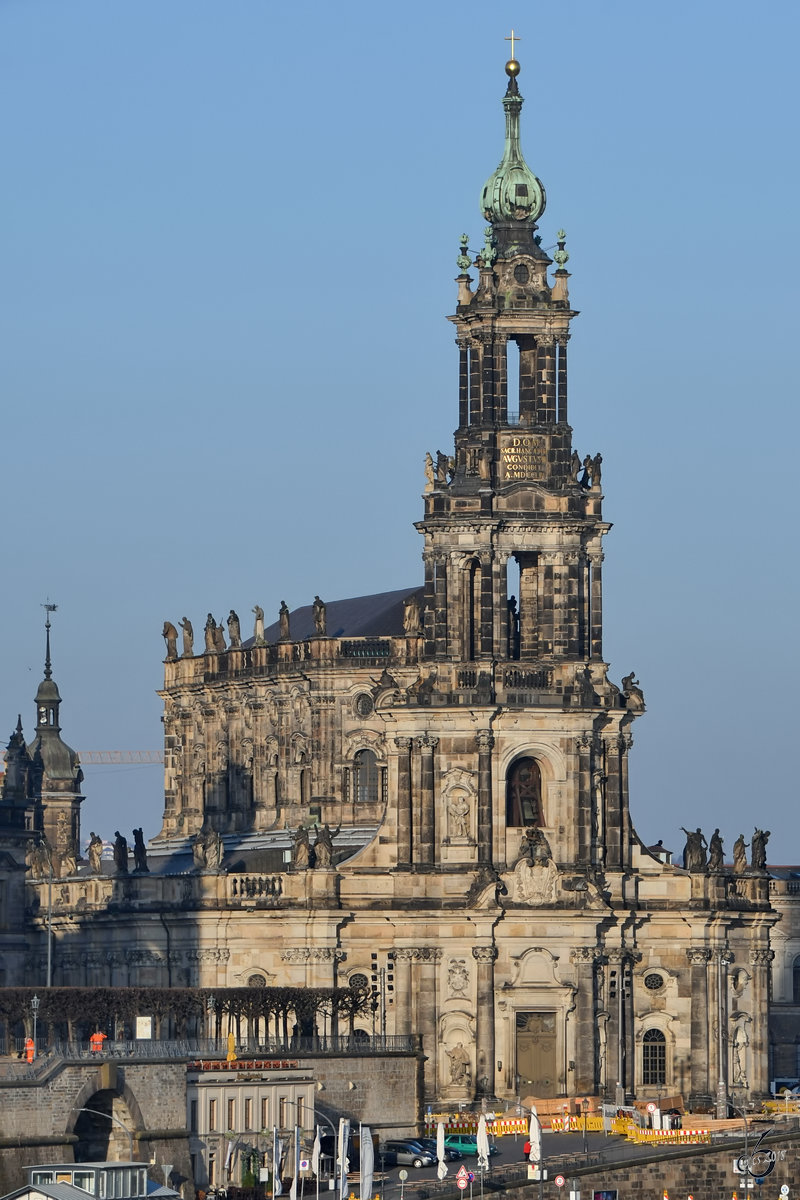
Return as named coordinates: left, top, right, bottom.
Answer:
left=1, top=0, right=798, bottom=862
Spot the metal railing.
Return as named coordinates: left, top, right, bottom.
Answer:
left=2, top=1033, right=417, bottom=1061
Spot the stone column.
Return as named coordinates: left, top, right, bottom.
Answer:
left=538, top=553, right=555, bottom=657
left=590, top=553, right=603, bottom=660
left=479, top=552, right=494, bottom=658
left=394, top=737, right=413, bottom=867
left=570, top=948, right=597, bottom=1094
left=495, top=554, right=509, bottom=661
left=484, top=336, right=495, bottom=424
left=749, top=949, right=774, bottom=1097
left=576, top=736, right=592, bottom=868
left=604, top=737, right=622, bottom=871
left=518, top=558, right=538, bottom=659
left=472, top=945, right=497, bottom=1098
left=686, top=948, right=712, bottom=1104
left=423, top=549, right=436, bottom=657
left=393, top=949, right=413, bottom=1035
left=458, top=339, right=469, bottom=429
left=414, top=948, right=441, bottom=1097
left=557, top=337, right=568, bottom=424
left=476, top=730, right=494, bottom=867
left=416, top=736, right=438, bottom=866
left=540, top=339, right=556, bottom=422
left=469, top=342, right=481, bottom=425
left=434, top=555, right=448, bottom=658
left=496, top=335, right=508, bottom=423
left=518, top=337, right=536, bottom=420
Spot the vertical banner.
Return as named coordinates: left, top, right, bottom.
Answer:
left=359, top=1124, right=374, bottom=1200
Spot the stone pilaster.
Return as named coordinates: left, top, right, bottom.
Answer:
left=556, top=337, right=568, bottom=424
left=416, top=736, right=438, bottom=866
left=472, top=945, right=497, bottom=1097
left=686, top=948, right=713, bottom=1104
left=590, top=553, right=603, bottom=660
left=479, top=552, right=494, bottom=657
left=749, top=949, right=774, bottom=1097
left=394, top=737, right=413, bottom=867
left=476, top=730, right=494, bottom=866
left=393, top=948, right=413, bottom=1035
left=570, top=948, right=597, bottom=1093
left=457, top=339, right=469, bottom=429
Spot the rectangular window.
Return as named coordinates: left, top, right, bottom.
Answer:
left=209, top=1098, right=217, bottom=1131
left=228, top=1098, right=236, bottom=1130
left=244, top=1098, right=253, bottom=1130
left=261, top=1096, right=269, bottom=1129
left=279, top=1096, right=287, bottom=1127
left=296, top=1096, right=305, bottom=1126
left=190, top=1100, right=197, bottom=1132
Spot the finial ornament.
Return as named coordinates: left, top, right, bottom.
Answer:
left=504, top=29, right=521, bottom=75
left=456, top=234, right=472, bottom=272
left=41, top=600, right=57, bottom=680
left=554, top=229, right=569, bottom=269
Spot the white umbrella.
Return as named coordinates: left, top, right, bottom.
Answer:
left=528, top=1108, right=541, bottom=1163
left=359, top=1124, right=374, bottom=1200
left=311, top=1126, right=321, bottom=1178
left=273, top=1128, right=284, bottom=1196
left=436, top=1120, right=448, bottom=1180
left=337, top=1118, right=350, bottom=1200
left=476, top=1114, right=490, bottom=1171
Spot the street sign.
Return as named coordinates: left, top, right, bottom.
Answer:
left=780, top=1187, right=789, bottom=1196
left=467, top=1172, right=475, bottom=1183
left=299, top=1160, right=309, bottom=1171
left=646, top=1102, right=657, bottom=1114
left=457, top=1177, right=468, bottom=1190
left=555, top=1175, right=566, bottom=1188
left=398, top=1170, right=408, bottom=1182
left=456, top=1167, right=468, bottom=1179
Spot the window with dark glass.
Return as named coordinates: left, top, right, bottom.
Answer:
left=353, top=749, right=379, bottom=804
left=642, top=1028, right=666, bottom=1085
left=505, top=757, right=542, bottom=826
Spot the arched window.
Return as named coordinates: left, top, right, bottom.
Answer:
left=506, top=757, right=542, bottom=827
left=642, top=1028, right=666, bottom=1086
left=353, top=749, right=380, bottom=804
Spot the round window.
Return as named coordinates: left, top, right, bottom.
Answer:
left=644, top=973, right=664, bottom=991
left=355, top=693, right=373, bottom=718
left=514, top=264, right=530, bottom=284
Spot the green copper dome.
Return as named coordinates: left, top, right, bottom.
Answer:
left=480, top=61, right=546, bottom=241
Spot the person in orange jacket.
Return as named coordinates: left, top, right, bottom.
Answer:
left=25, top=1037, right=35, bottom=1063
left=89, top=1030, right=108, bottom=1054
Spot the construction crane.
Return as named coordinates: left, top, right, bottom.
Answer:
left=78, top=751, right=164, bottom=764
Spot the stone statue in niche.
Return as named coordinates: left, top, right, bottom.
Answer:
left=179, top=617, right=194, bottom=657
left=520, top=826, right=552, bottom=866
left=447, top=791, right=470, bottom=839
left=448, top=958, right=469, bottom=998
left=446, top=1042, right=471, bottom=1085
left=732, top=1024, right=749, bottom=1086
left=227, top=610, right=241, bottom=648
left=162, top=621, right=178, bottom=661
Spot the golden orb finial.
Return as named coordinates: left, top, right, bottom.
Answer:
left=505, top=58, right=520, bottom=77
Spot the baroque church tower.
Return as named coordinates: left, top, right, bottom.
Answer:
left=9, top=49, right=778, bottom=1116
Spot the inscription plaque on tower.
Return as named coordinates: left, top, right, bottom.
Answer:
left=499, top=432, right=547, bottom=481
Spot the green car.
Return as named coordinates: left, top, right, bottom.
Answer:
left=444, top=1134, right=499, bottom=1157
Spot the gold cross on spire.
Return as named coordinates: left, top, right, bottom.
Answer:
left=505, top=29, right=521, bottom=59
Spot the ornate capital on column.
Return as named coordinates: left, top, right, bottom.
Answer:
left=686, top=948, right=713, bottom=964
left=476, top=730, right=495, bottom=752
left=472, top=945, right=498, bottom=964
left=749, top=949, right=774, bottom=966
left=415, top=735, right=439, bottom=752
left=410, top=947, right=443, bottom=962
left=716, top=949, right=735, bottom=966
left=394, top=948, right=415, bottom=962
left=308, top=948, right=346, bottom=962
left=394, top=736, right=413, bottom=751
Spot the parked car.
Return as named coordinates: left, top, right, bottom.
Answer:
left=379, top=1140, right=436, bottom=1168
left=444, top=1134, right=499, bottom=1157
left=416, top=1137, right=463, bottom=1161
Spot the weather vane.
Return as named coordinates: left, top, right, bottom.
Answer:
left=505, top=29, right=521, bottom=59
left=41, top=599, right=58, bottom=626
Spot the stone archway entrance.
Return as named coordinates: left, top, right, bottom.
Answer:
left=73, top=1091, right=136, bottom=1162
left=516, top=1011, right=557, bottom=1097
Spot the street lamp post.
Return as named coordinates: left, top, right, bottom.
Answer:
left=30, top=994, right=40, bottom=1061
left=581, top=1098, right=589, bottom=1157
left=73, top=1107, right=135, bottom=1159
left=206, top=994, right=217, bottom=1047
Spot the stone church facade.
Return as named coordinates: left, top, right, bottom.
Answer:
left=1, top=54, right=781, bottom=1111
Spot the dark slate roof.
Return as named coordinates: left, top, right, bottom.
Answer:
left=258, top=585, right=424, bottom=643
left=6, top=1186, right=96, bottom=1200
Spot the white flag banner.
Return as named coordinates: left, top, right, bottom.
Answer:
left=289, top=1125, right=300, bottom=1200
left=274, top=1128, right=284, bottom=1196
left=225, top=1139, right=235, bottom=1171
left=337, top=1118, right=350, bottom=1200
left=311, top=1125, right=321, bottom=1178
left=528, top=1108, right=541, bottom=1164
left=359, top=1124, right=374, bottom=1200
